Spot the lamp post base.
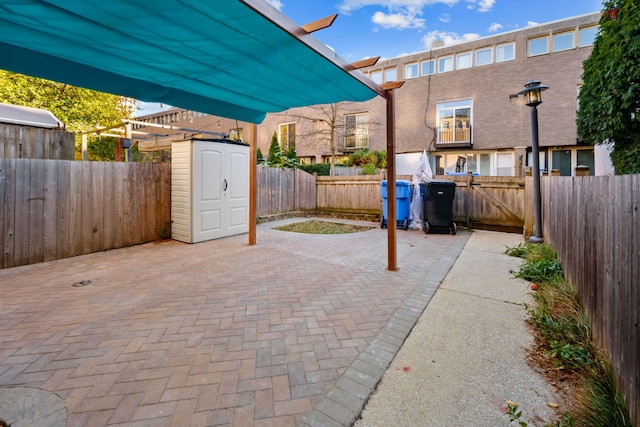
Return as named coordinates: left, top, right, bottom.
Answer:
left=528, top=235, right=544, bottom=244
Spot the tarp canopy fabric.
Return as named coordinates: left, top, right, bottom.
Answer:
left=0, top=0, right=383, bottom=123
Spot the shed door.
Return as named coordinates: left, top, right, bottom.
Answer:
left=225, top=145, right=249, bottom=236
left=193, top=143, right=224, bottom=242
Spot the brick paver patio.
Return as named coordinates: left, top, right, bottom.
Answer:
left=0, top=218, right=468, bottom=426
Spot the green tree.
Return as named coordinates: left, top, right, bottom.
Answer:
left=0, top=70, right=132, bottom=160
left=266, top=131, right=282, bottom=165
left=256, top=147, right=264, bottom=163
left=577, top=1, right=640, bottom=174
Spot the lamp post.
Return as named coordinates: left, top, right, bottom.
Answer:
left=518, top=80, right=548, bottom=244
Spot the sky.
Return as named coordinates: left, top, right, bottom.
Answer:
left=136, top=0, right=604, bottom=116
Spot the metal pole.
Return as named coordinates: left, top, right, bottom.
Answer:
left=529, top=105, right=543, bottom=244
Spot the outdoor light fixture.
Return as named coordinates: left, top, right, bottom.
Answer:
left=518, top=80, right=548, bottom=244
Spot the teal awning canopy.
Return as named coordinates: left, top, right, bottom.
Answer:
left=0, top=0, right=383, bottom=123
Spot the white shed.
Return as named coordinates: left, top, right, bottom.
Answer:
left=171, top=138, right=249, bottom=243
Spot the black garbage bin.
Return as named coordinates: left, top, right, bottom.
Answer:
left=419, top=180, right=457, bottom=235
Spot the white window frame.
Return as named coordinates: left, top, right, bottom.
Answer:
left=278, top=122, right=296, bottom=151
left=579, top=26, right=599, bottom=47
left=553, top=31, right=574, bottom=52
left=456, top=52, right=472, bottom=70
left=405, top=63, right=419, bottom=79
left=370, top=70, right=382, bottom=84
left=496, top=42, right=515, bottom=62
left=475, top=47, right=493, bottom=66
left=438, top=56, right=453, bottom=73
left=344, top=112, right=369, bottom=150
left=436, top=99, right=473, bottom=145
left=421, top=59, right=435, bottom=76
left=528, top=36, right=549, bottom=56
left=495, top=152, right=514, bottom=176
left=384, top=67, right=397, bottom=83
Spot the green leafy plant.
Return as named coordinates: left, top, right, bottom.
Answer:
left=577, top=0, right=640, bottom=174
left=506, top=402, right=528, bottom=427
left=514, top=259, right=563, bottom=283
left=505, top=242, right=631, bottom=425
left=545, top=340, right=591, bottom=370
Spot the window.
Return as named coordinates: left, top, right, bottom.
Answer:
left=496, top=153, right=513, bottom=176
left=456, top=52, right=472, bottom=70
left=370, top=70, right=382, bottom=84
left=528, top=36, right=549, bottom=56
left=550, top=148, right=595, bottom=176
left=384, top=67, right=397, bottom=82
left=553, top=31, right=574, bottom=51
left=579, top=26, right=599, bottom=47
left=438, top=56, right=453, bottom=73
left=475, top=48, right=492, bottom=66
left=496, top=43, right=515, bottom=62
left=577, top=149, right=595, bottom=175
left=345, top=113, right=369, bottom=149
left=405, top=63, right=419, bottom=79
left=421, top=59, right=435, bottom=76
left=436, top=100, right=472, bottom=145
left=229, top=128, right=243, bottom=141
left=443, top=153, right=491, bottom=175
left=278, top=122, right=295, bottom=151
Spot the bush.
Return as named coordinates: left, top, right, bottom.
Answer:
left=299, top=163, right=330, bottom=176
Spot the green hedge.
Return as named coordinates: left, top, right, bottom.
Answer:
left=299, top=163, right=330, bottom=176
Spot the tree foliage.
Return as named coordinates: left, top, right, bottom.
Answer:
left=577, top=0, right=640, bottom=174
left=0, top=71, right=132, bottom=160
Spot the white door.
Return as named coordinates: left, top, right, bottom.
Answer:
left=225, top=144, right=249, bottom=236
left=192, top=142, right=224, bottom=242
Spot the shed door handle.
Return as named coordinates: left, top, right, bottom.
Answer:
left=223, top=179, right=228, bottom=191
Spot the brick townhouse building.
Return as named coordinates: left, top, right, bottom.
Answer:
left=134, top=12, right=600, bottom=176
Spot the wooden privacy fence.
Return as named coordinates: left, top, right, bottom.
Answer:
left=0, top=124, right=75, bottom=160
left=316, top=175, right=381, bottom=215
left=256, top=167, right=316, bottom=217
left=542, top=175, right=639, bottom=425
left=432, top=174, right=525, bottom=231
left=0, top=159, right=171, bottom=269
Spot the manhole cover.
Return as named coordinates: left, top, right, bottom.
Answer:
left=0, top=387, right=66, bottom=427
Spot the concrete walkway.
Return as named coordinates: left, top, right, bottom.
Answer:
left=354, top=231, right=562, bottom=426
left=0, top=218, right=467, bottom=426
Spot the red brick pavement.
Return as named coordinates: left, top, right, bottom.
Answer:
left=0, top=219, right=466, bottom=426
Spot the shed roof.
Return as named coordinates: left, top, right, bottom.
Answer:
left=0, top=102, right=64, bottom=129
left=0, top=1, right=383, bottom=123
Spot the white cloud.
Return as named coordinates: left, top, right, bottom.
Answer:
left=464, top=0, right=494, bottom=12
left=421, top=30, right=479, bottom=49
left=264, top=0, right=283, bottom=11
left=338, top=0, right=459, bottom=14
left=372, top=10, right=426, bottom=29
left=439, top=13, right=450, bottom=23
left=488, top=22, right=503, bottom=32
left=478, top=0, right=495, bottom=12
left=527, top=20, right=539, bottom=27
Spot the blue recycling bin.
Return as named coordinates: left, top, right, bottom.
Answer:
left=380, top=180, right=412, bottom=230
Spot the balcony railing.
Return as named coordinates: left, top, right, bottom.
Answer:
left=436, top=125, right=472, bottom=146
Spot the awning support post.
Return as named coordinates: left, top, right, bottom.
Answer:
left=249, top=123, right=257, bottom=246
left=386, top=88, right=398, bottom=271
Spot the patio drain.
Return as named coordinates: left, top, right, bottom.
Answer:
left=72, top=280, right=91, bottom=287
